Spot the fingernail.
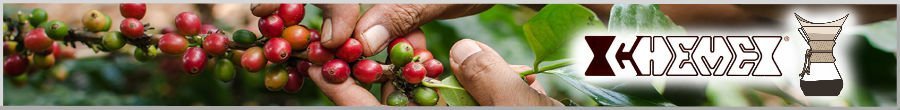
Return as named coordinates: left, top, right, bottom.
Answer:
left=321, top=18, right=333, bottom=43
left=362, top=25, right=390, bottom=55
left=450, top=39, right=482, bottom=64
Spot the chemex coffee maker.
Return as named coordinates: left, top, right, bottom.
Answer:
left=796, top=13, right=848, bottom=96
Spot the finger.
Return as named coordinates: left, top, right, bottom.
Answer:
left=355, top=4, right=493, bottom=56
left=404, top=29, right=427, bottom=49
left=448, top=39, right=562, bottom=106
left=380, top=79, right=395, bottom=103
left=315, top=4, right=360, bottom=49
left=307, top=66, right=381, bottom=106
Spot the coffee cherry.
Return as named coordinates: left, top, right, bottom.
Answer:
left=241, top=47, right=267, bottom=72
left=282, top=25, right=310, bottom=50
left=264, top=38, right=291, bottom=63
left=284, top=67, right=305, bottom=93
left=390, top=41, right=414, bottom=66
left=31, top=54, right=55, bottom=68
left=321, top=59, right=350, bottom=83
left=158, top=33, right=188, bottom=54
left=24, top=28, right=53, bottom=52
left=265, top=64, right=289, bottom=91
left=402, top=62, right=426, bottom=84
left=309, top=30, right=321, bottom=42
left=229, top=50, right=245, bottom=67
left=29, top=8, right=48, bottom=27
left=413, top=49, right=433, bottom=63
left=387, top=91, right=409, bottom=106
left=203, top=33, right=229, bottom=56
left=120, top=18, right=144, bottom=38
left=259, top=15, right=284, bottom=38
left=413, top=87, right=439, bottom=106
left=120, top=3, right=146, bottom=19
left=215, top=58, right=236, bottom=82
left=40, top=20, right=69, bottom=40
left=250, top=4, right=279, bottom=17
left=353, top=59, right=382, bottom=84
left=295, top=60, right=312, bottom=77
left=200, top=24, right=218, bottom=35
left=306, top=42, right=334, bottom=65
left=101, top=31, right=126, bottom=51
left=422, top=59, right=444, bottom=78
left=4, top=54, right=29, bottom=76
left=134, top=45, right=159, bottom=62
left=388, top=38, right=409, bottom=53
left=337, top=38, right=362, bottom=62
left=233, top=29, right=258, bottom=45
left=175, top=12, right=201, bottom=36
left=51, top=43, right=76, bottom=60
left=82, top=10, right=112, bottom=32
left=183, top=47, right=207, bottom=75
left=277, top=4, right=305, bottom=26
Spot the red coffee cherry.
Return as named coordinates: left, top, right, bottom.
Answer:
left=4, top=54, right=29, bottom=76
left=200, top=24, right=218, bottom=35
left=202, top=33, right=229, bottom=56
left=51, top=43, right=76, bottom=60
left=24, top=28, right=53, bottom=52
left=258, top=15, right=284, bottom=38
left=241, top=47, right=267, bottom=72
left=413, top=49, right=433, bottom=63
left=282, top=25, right=311, bottom=50
left=309, top=29, right=320, bottom=42
left=306, top=42, right=334, bottom=65
left=120, top=18, right=144, bottom=39
left=175, top=12, right=201, bottom=36
left=277, top=4, right=305, bottom=26
left=422, top=59, right=444, bottom=78
left=119, top=3, right=146, bottom=19
left=402, top=62, right=426, bottom=84
left=264, top=38, right=291, bottom=63
left=337, top=38, right=362, bottom=62
left=321, top=59, right=350, bottom=83
left=284, top=67, right=305, bottom=93
left=353, top=59, right=383, bottom=84
left=158, top=33, right=188, bottom=54
left=295, top=60, right=312, bottom=77
left=182, top=47, right=207, bottom=75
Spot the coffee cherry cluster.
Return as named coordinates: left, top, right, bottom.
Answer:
left=4, top=4, right=447, bottom=106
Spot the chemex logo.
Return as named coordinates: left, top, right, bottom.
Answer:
left=583, top=13, right=848, bottom=96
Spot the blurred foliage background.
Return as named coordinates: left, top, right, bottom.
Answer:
left=2, top=4, right=897, bottom=106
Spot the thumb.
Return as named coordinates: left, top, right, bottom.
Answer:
left=315, top=4, right=360, bottom=49
left=355, top=4, right=492, bottom=56
left=448, top=39, right=562, bottom=106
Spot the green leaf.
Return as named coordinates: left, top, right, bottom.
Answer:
left=546, top=70, right=630, bottom=106
left=608, top=4, right=684, bottom=34
left=857, top=19, right=896, bottom=53
left=437, top=75, right=479, bottom=106
left=522, top=4, right=605, bottom=68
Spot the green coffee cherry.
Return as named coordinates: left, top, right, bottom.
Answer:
left=215, top=58, right=236, bottom=82
left=413, top=87, right=439, bottom=106
left=29, top=8, right=48, bottom=27
left=133, top=45, right=159, bottom=62
left=101, top=31, right=125, bottom=51
left=387, top=91, right=410, bottom=106
left=233, top=29, right=257, bottom=45
left=390, top=42, right=414, bottom=66
left=40, top=20, right=69, bottom=40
